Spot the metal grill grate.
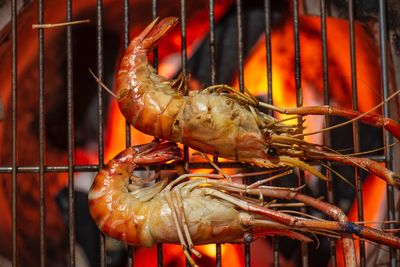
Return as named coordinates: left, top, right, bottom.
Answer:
left=2, top=0, right=398, bottom=266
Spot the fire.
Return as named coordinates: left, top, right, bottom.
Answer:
left=133, top=243, right=245, bottom=266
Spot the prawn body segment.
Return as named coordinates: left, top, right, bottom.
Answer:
left=88, top=142, right=182, bottom=245
left=147, top=195, right=246, bottom=245
left=117, top=17, right=184, bottom=140
left=88, top=142, right=251, bottom=246
left=179, top=93, right=267, bottom=160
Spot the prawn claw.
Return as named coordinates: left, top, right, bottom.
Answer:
left=133, top=141, right=182, bottom=165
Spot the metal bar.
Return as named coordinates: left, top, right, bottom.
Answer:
left=96, top=0, right=106, bottom=266
left=215, top=244, right=222, bottom=267
left=235, top=0, right=250, bottom=265
left=180, top=0, right=187, bottom=75
left=264, top=1, right=280, bottom=265
left=157, top=245, right=163, bottom=267
left=293, top=1, right=308, bottom=266
left=124, top=0, right=131, bottom=148
left=11, top=0, right=18, bottom=265
left=273, top=238, right=279, bottom=267
left=0, top=156, right=386, bottom=174
left=319, top=1, right=337, bottom=266
left=0, top=165, right=99, bottom=173
left=38, top=0, right=46, bottom=265
left=209, top=0, right=216, bottom=86
left=208, top=1, right=222, bottom=265
left=152, top=0, right=159, bottom=71
left=236, top=0, right=244, bottom=94
left=208, top=1, right=220, bottom=265
left=293, top=0, right=302, bottom=106
left=264, top=0, right=273, bottom=110
left=150, top=1, right=164, bottom=266
left=347, top=0, right=366, bottom=265
left=378, top=1, right=397, bottom=266
left=122, top=2, right=133, bottom=264
left=128, top=246, right=134, bottom=267
left=96, top=0, right=105, bottom=195
left=179, top=1, right=191, bottom=266
left=236, top=0, right=249, bottom=263
left=66, top=0, right=76, bottom=265
left=244, top=242, right=251, bottom=267
left=208, top=0, right=219, bottom=264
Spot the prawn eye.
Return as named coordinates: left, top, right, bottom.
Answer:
left=266, top=147, right=277, bottom=157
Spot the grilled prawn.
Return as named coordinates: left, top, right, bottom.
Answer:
left=88, top=142, right=400, bottom=267
left=88, top=142, right=305, bottom=246
left=116, top=17, right=400, bottom=187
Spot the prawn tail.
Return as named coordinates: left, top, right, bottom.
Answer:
left=139, top=17, right=179, bottom=51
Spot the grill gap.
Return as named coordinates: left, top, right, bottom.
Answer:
left=37, top=0, right=47, bottom=265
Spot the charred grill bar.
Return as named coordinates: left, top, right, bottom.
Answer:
left=11, top=0, right=18, bottom=265
left=319, top=0, right=337, bottom=266
left=378, top=0, right=398, bottom=266
left=3, top=0, right=398, bottom=266
left=347, top=0, right=365, bottom=265
left=38, top=0, right=46, bottom=265
left=96, top=0, right=106, bottom=264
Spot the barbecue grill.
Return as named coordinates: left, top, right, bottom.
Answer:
left=0, top=0, right=399, bottom=266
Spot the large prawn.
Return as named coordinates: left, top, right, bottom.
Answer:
left=116, top=17, right=400, bottom=187
left=89, top=141, right=400, bottom=267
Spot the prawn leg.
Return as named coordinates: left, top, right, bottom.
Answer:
left=202, top=188, right=357, bottom=267
left=173, top=189, right=202, bottom=258
left=164, top=192, right=199, bottom=267
left=209, top=181, right=400, bottom=249
left=251, top=187, right=400, bottom=248
left=171, top=73, right=190, bottom=95
left=312, top=151, right=400, bottom=187
left=239, top=214, right=314, bottom=242
left=202, top=84, right=258, bottom=106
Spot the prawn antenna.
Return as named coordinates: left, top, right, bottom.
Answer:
left=88, top=68, right=118, bottom=99
left=293, top=89, right=400, bottom=138
left=319, top=162, right=354, bottom=188
left=343, top=141, right=399, bottom=157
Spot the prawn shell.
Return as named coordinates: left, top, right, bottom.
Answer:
left=88, top=167, right=146, bottom=244
left=119, top=88, right=185, bottom=140
left=147, top=191, right=246, bottom=245
left=179, top=93, right=267, bottom=160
